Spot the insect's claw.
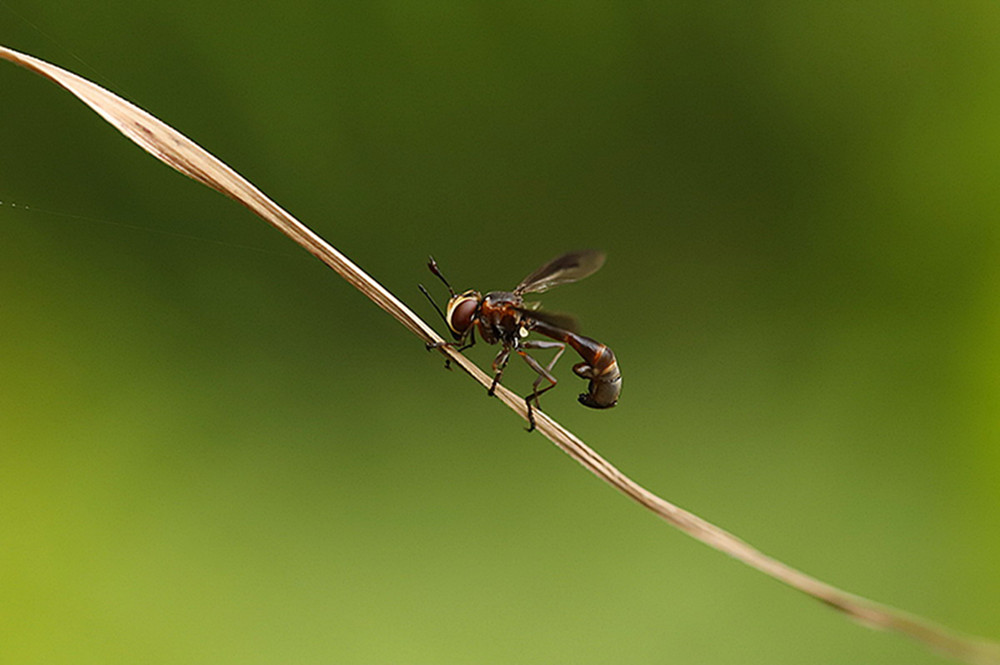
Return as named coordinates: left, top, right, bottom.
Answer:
left=424, top=340, right=456, bottom=371
left=523, top=397, right=538, bottom=432
left=524, top=415, right=536, bottom=432
left=487, top=374, right=502, bottom=397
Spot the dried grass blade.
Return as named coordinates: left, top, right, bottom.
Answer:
left=2, top=44, right=998, bottom=665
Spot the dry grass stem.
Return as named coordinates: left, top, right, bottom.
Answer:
left=3, top=44, right=998, bottom=665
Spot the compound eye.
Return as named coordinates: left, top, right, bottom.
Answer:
left=447, top=294, right=479, bottom=335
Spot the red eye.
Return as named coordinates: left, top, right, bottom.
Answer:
left=447, top=294, right=479, bottom=335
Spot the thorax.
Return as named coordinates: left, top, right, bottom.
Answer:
left=477, top=291, right=526, bottom=345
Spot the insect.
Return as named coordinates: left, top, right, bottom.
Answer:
left=420, top=250, right=621, bottom=430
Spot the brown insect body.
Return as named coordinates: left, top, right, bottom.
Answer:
left=477, top=291, right=525, bottom=346
left=421, top=250, right=621, bottom=430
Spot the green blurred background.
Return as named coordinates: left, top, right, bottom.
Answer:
left=2, top=2, right=998, bottom=663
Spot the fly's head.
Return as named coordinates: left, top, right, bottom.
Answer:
left=445, top=290, right=482, bottom=341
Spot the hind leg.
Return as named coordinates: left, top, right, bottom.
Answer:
left=517, top=340, right=566, bottom=430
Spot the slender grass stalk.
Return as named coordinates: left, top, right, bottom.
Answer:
left=2, top=44, right=997, bottom=665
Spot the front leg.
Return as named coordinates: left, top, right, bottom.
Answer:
left=489, top=346, right=512, bottom=396
left=426, top=329, right=476, bottom=370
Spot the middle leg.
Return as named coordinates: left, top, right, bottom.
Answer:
left=488, top=346, right=512, bottom=396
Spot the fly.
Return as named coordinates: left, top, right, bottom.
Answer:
left=420, top=250, right=621, bottom=431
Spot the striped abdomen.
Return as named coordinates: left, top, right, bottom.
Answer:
left=531, top=320, right=621, bottom=409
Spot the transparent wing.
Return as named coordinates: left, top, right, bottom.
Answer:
left=514, top=306, right=580, bottom=333
left=514, top=250, right=606, bottom=295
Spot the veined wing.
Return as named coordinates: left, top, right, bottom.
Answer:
left=514, top=306, right=580, bottom=333
left=514, top=250, right=606, bottom=295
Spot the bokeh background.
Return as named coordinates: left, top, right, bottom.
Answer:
left=2, top=2, right=999, bottom=663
